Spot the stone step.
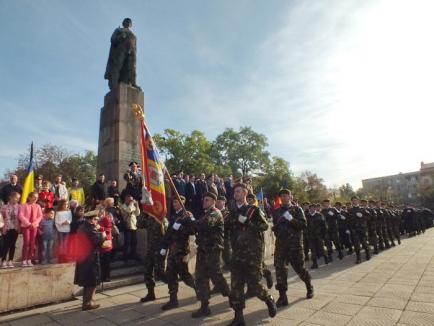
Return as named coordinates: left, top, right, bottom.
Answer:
left=110, top=264, right=144, bottom=278
left=110, top=259, right=143, bottom=270
left=97, top=274, right=144, bottom=292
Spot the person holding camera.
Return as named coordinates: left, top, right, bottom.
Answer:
left=74, top=210, right=110, bottom=311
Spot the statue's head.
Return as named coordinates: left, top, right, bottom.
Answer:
left=122, top=18, right=132, bottom=28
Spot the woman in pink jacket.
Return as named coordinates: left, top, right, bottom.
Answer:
left=18, top=191, right=43, bottom=267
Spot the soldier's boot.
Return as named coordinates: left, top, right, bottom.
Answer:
left=140, top=286, right=156, bottom=303
left=355, top=252, right=361, bottom=264
left=310, top=259, right=318, bottom=269
left=265, top=296, right=277, bottom=317
left=306, top=282, right=314, bottom=299
left=192, top=300, right=211, bottom=318
left=324, top=255, right=329, bottom=265
left=227, top=308, right=246, bottom=326
left=264, top=269, right=273, bottom=289
left=373, top=245, right=379, bottom=255
left=390, top=241, right=396, bottom=247
left=366, top=251, right=371, bottom=261
left=338, top=250, right=344, bottom=260
left=398, top=238, right=401, bottom=245
left=276, top=290, right=289, bottom=307
left=161, top=293, right=178, bottom=311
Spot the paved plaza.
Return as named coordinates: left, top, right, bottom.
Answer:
left=2, top=229, right=434, bottom=326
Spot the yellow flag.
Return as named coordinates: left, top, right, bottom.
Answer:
left=21, top=143, right=35, bottom=204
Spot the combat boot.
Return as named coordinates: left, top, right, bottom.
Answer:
left=306, top=282, right=314, bottom=299
left=373, top=245, right=379, bottom=255
left=265, top=296, right=277, bottom=317
left=355, top=253, right=361, bottom=264
left=192, top=300, right=211, bottom=318
left=140, top=286, right=156, bottom=303
left=264, top=269, right=273, bottom=289
left=338, top=250, right=344, bottom=260
left=398, top=238, right=401, bottom=245
left=162, top=293, right=178, bottom=310
left=366, top=251, right=371, bottom=261
left=310, top=259, right=318, bottom=269
left=227, top=308, right=246, bottom=326
left=276, top=290, right=288, bottom=307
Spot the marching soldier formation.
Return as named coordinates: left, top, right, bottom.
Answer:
left=137, top=183, right=431, bottom=326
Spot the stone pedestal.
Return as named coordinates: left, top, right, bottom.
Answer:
left=97, top=84, right=144, bottom=190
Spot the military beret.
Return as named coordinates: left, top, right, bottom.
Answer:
left=204, top=192, right=217, bottom=201
left=368, top=200, right=376, bottom=204
left=322, top=199, right=330, bottom=203
left=351, top=196, right=359, bottom=200
left=279, top=189, right=291, bottom=196
left=217, top=196, right=227, bottom=202
left=360, top=199, right=368, bottom=203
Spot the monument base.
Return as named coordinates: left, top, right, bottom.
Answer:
left=97, top=83, right=144, bottom=190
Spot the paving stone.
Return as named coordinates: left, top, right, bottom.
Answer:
left=322, top=301, right=362, bottom=316
left=9, top=315, right=55, bottom=326
left=410, top=292, right=434, bottom=303
left=367, top=297, right=408, bottom=310
left=406, top=301, right=434, bottom=314
left=355, top=306, right=402, bottom=322
left=399, top=310, right=434, bottom=326
left=277, top=306, right=316, bottom=322
left=334, top=294, right=371, bottom=305
left=306, top=310, right=352, bottom=326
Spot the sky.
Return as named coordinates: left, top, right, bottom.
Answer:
left=0, top=0, right=433, bottom=189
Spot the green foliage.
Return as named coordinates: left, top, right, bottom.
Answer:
left=337, top=183, right=356, bottom=202
left=212, top=127, right=270, bottom=177
left=255, top=156, right=294, bottom=198
left=295, top=171, right=330, bottom=204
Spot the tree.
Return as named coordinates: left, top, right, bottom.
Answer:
left=212, top=127, right=270, bottom=177
left=296, top=171, right=330, bottom=203
left=255, top=156, right=294, bottom=198
left=338, top=183, right=356, bottom=202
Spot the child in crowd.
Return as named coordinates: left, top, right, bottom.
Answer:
left=0, top=192, right=21, bottom=268
left=55, top=199, right=72, bottom=263
left=39, top=208, right=56, bottom=264
left=18, top=191, right=43, bottom=267
left=38, top=181, right=54, bottom=209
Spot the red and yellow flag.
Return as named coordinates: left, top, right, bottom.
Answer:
left=133, top=104, right=167, bottom=223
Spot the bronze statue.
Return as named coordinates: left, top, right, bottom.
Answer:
left=104, top=18, right=140, bottom=90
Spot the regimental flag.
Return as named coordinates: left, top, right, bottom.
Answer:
left=21, top=142, right=35, bottom=204
left=133, top=104, right=167, bottom=223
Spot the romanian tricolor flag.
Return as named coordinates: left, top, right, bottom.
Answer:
left=133, top=104, right=167, bottom=223
left=21, top=142, right=35, bottom=204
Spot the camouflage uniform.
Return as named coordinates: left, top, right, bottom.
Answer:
left=272, top=205, right=312, bottom=298
left=365, top=206, right=379, bottom=254
left=337, top=208, right=353, bottom=254
left=227, top=204, right=272, bottom=310
left=161, top=210, right=196, bottom=296
left=375, top=207, right=388, bottom=250
left=306, top=211, right=327, bottom=268
left=194, top=206, right=229, bottom=301
left=321, top=207, right=343, bottom=260
left=349, top=205, right=371, bottom=263
left=222, top=208, right=232, bottom=270
left=143, top=214, right=167, bottom=288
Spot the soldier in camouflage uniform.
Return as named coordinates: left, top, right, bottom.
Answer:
left=349, top=196, right=371, bottom=264
left=272, top=189, right=313, bottom=307
left=192, top=192, right=230, bottom=318
left=321, top=199, right=344, bottom=261
left=388, top=204, right=401, bottom=245
left=247, top=193, right=273, bottom=291
left=302, top=202, right=311, bottom=262
left=362, top=200, right=379, bottom=255
left=375, top=201, right=388, bottom=250
left=336, top=202, right=353, bottom=255
left=216, top=196, right=232, bottom=271
left=306, top=203, right=328, bottom=269
left=160, top=197, right=196, bottom=310
left=140, top=213, right=167, bottom=303
left=227, top=183, right=277, bottom=326
left=382, top=202, right=396, bottom=247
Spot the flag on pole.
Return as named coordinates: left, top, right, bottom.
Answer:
left=132, top=104, right=167, bottom=223
left=21, top=142, right=35, bottom=204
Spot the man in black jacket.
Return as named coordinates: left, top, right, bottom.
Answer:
left=0, top=175, right=22, bottom=204
left=91, top=174, right=107, bottom=207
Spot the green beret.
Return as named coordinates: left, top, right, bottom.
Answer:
left=204, top=192, right=217, bottom=201
left=279, top=189, right=291, bottom=196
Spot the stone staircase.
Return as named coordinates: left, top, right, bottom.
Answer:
left=97, top=260, right=145, bottom=292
